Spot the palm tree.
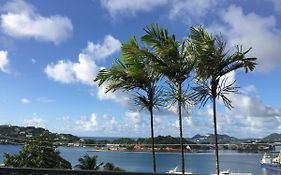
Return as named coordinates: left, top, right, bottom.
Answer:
left=75, top=155, right=103, bottom=170
left=103, top=162, right=125, bottom=172
left=189, top=26, right=257, bottom=175
left=141, top=24, right=194, bottom=174
left=94, top=37, right=163, bottom=173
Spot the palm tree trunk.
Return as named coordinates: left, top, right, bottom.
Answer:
left=213, top=98, right=220, bottom=175
left=177, top=83, right=185, bottom=175
left=149, top=106, right=157, bottom=173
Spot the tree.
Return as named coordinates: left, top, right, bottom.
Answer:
left=141, top=24, right=194, bottom=174
left=75, top=155, right=103, bottom=170
left=94, top=37, right=163, bottom=173
left=3, top=132, right=71, bottom=169
left=189, top=26, right=257, bottom=175
left=103, top=162, right=125, bottom=172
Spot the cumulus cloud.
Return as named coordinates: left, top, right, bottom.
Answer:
left=23, top=116, right=45, bottom=128
left=100, top=0, right=167, bottom=17
left=45, top=35, right=128, bottom=105
left=195, top=72, right=281, bottom=138
left=54, top=111, right=148, bottom=137
left=0, top=50, right=9, bottom=73
left=75, top=113, right=99, bottom=131
left=209, top=5, right=281, bottom=72
left=95, top=83, right=129, bottom=105
left=0, top=0, right=73, bottom=44
left=20, top=98, right=30, bottom=104
left=45, top=35, right=120, bottom=85
left=169, top=0, right=222, bottom=23
left=45, top=54, right=99, bottom=85
left=83, top=35, right=122, bottom=61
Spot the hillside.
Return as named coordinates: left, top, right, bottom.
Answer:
left=262, top=133, right=281, bottom=142
left=0, top=125, right=80, bottom=144
left=190, top=134, right=240, bottom=144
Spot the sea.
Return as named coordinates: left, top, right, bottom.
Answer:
left=0, top=144, right=280, bottom=175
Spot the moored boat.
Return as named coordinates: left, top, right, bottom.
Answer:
left=211, top=169, right=251, bottom=175
left=260, top=151, right=281, bottom=171
left=167, top=166, right=192, bottom=174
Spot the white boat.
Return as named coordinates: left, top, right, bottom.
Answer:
left=211, top=169, right=251, bottom=175
left=260, top=151, right=281, bottom=171
left=167, top=166, right=192, bottom=174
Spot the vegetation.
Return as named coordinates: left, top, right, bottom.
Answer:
left=3, top=132, right=71, bottom=169
left=75, top=155, right=125, bottom=172
left=103, top=162, right=125, bottom=172
left=141, top=24, right=194, bottom=174
left=0, top=125, right=80, bottom=144
left=95, top=36, right=164, bottom=173
left=75, top=155, right=103, bottom=170
left=189, top=26, right=257, bottom=175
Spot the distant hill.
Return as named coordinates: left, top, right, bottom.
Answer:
left=0, top=125, right=80, bottom=144
left=190, top=134, right=240, bottom=144
left=262, top=133, right=281, bottom=142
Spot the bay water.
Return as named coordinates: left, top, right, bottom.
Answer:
left=0, top=145, right=280, bottom=175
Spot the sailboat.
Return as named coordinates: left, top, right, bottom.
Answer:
left=167, top=166, right=192, bottom=174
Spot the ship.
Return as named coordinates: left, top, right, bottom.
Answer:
left=260, top=151, right=281, bottom=171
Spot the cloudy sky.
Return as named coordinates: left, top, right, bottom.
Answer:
left=0, top=0, right=280, bottom=138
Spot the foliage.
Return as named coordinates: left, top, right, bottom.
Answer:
left=112, top=138, right=136, bottom=144
left=95, top=34, right=165, bottom=173
left=75, top=155, right=103, bottom=170
left=141, top=23, right=195, bottom=174
left=94, top=36, right=164, bottom=110
left=137, top=135, right=194, bottom=144
left=3, top=132, right=71, bottom=169
left=0, top=125, right=80, bottom=144
left=189, top=26, right=257, bottom=107
left=75, top=155, right=125, bottom=172
left=103, top=162, right=125, bottom=172
left=189, top=26, right=257, bottom=175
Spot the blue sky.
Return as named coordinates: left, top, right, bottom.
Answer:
left=0, top=0, right=280, bottom=138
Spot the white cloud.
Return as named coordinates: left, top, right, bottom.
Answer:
left=83, top=35, right=121, bottom=61
left=45, top=52, right=99, bottom=85
left=75, top=113, right=99, bottom=131
left=169, top=0, right=222, bottom=23
left=45, top=35, right=120, bottom=85
left=100, top=0, right=167, bottom=17
left=241, top=85, right=257, bottom=94
left=31, top=58, right=36, bottom=64
left=1, top=0, right=73, bottom=44
left=195, top=72, right=281, bottom=138
left=0, top=50, right=9, bottom=73
left=23, top=116, right=45, bottom=128
left=45, top=35, right=128, bottom=105
left=20, top=98, right=30, bottom=104
left=230, top=93, right=281, bottom=118
left=70, top=111, right=147, bottom=136
left=95, top=83, right=129, bottom=105
left=209, top=5, right=281, bottom=72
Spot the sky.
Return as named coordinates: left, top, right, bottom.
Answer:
left=0, top=0, right=280, bottom=138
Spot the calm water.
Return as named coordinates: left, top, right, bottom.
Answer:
left=0, top=145, right=280, bottom=175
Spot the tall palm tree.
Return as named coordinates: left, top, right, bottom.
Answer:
left=141, top=24, right=194, bottom=175
left=75, top=155, right=103, bottom=170
left=94, top=37, right=163, bottom=173
left=189, top=26, right=257, bottom=175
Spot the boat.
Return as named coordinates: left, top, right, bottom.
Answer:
left=211, top=169, right=251, bottom=175
left=260, top=151, right=281, bottom=171
left=167, top=166, right=192, bottom=174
